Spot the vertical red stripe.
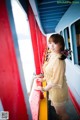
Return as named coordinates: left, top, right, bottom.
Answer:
left=36, top=24, right=47, bottom=72
left=27, top=2, right=47, bottom=75
left=27, top=1, right=47, bottom=120
left=27, top=4, right=41, bottom=74
left=0, top=0, right=28, bottom=120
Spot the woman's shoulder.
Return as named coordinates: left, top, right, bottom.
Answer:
left=50, top=52, right=65, bottom=64
left=55, top=55, right=65, bottom=64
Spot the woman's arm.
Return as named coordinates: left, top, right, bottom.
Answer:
left=35, top=81, right=56, bottom=92
left=42, top=81, right=57, bottom=91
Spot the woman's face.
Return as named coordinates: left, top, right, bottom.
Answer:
left=48, top=42, right=61, bottom=53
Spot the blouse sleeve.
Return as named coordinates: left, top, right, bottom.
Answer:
left=50, top=58, right=65, bottom=88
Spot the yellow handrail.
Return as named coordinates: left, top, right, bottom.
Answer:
left=39, top=81, right=48, bottom=120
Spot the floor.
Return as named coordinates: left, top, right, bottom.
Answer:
left=65, top=99, right=80, bottom=120
left=48, top=98, right=80, bottom=120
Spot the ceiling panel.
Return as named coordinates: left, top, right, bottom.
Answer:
left=36, top=0, right=74, bottom=34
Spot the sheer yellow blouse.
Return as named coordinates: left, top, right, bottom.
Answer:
left=43, top=52, right=68, bottom=106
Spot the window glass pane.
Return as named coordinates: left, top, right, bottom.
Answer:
left=75, top=19, right=80, bottom=65
left=11, top=0, right=35, bottom=95
left=60, top=31, right=62, bottom=36
left=66, top=27, right=72, bottom=60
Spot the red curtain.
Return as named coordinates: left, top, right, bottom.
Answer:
left=36, top=23, right=47, bottom=73
left=0, top=0, right=28, bottom=120
left=27, top=2, right=47, bottom=74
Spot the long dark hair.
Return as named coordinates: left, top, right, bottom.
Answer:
left=48, top=34, right=70, bottom=60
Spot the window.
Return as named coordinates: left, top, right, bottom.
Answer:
left=11, top=0, right=35, bottom=94
left=75, top=19, right=80, bottom=65
left=60, top=31, right=62, bottom=36
left=64, top=27, right=72, bottom=60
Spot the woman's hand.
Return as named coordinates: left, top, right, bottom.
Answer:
left=34, top=86, right=42, bottom=91
left=36, top=78, right=43, bottom=82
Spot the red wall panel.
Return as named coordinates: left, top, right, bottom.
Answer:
left=0, top=0, right=28, bottom=120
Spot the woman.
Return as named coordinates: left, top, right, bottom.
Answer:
left=35, top=34, right=70, bottom=120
